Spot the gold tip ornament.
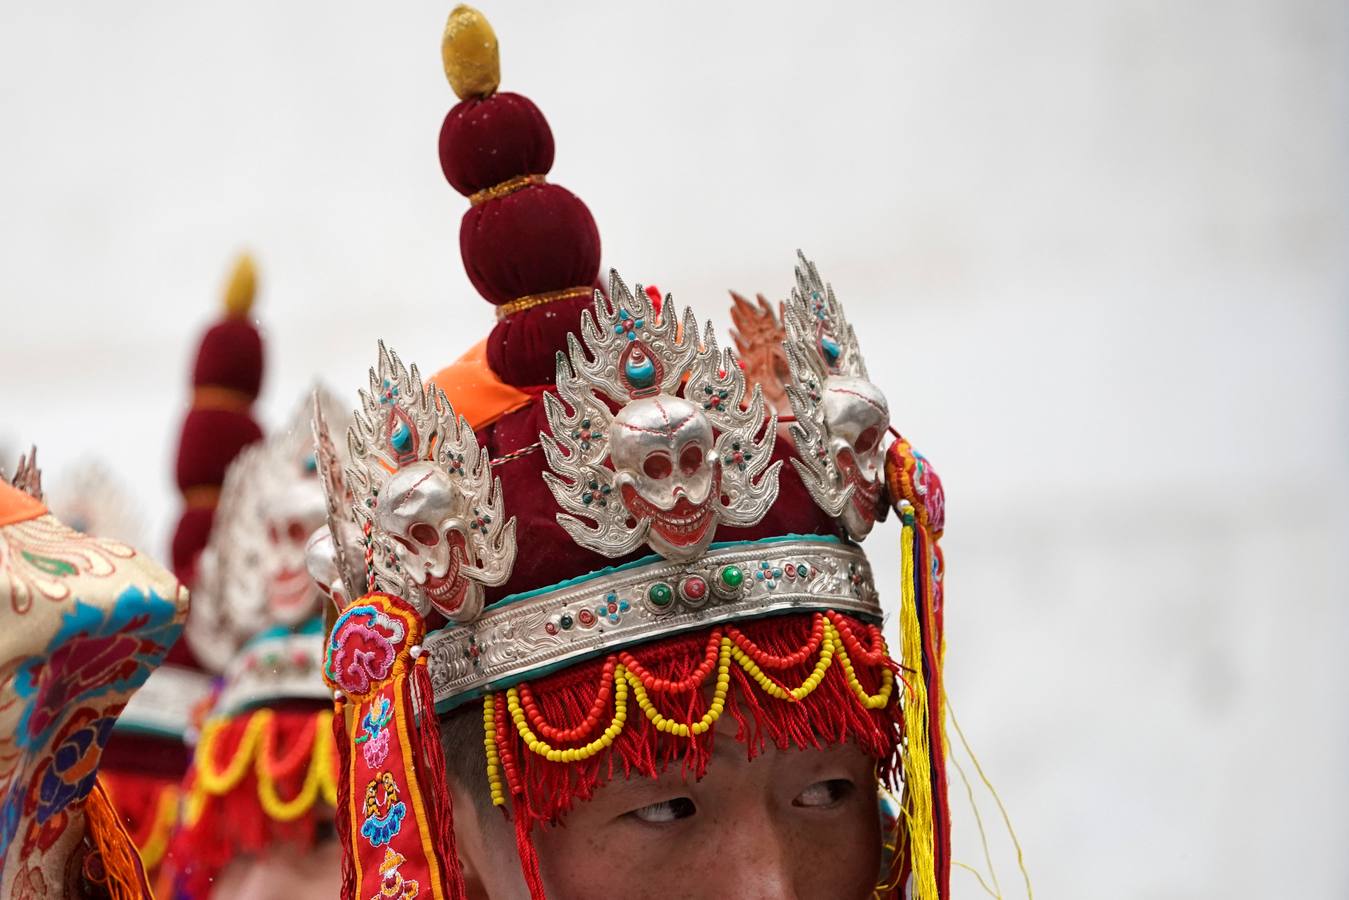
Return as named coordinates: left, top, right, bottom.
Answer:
left=442, top=4, right=500, bottom=99
left=223, top=252, right=257, bottom=318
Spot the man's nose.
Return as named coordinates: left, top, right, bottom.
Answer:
left=702, top=805, right=798, bottom=900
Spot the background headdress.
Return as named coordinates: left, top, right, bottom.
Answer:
left=170, top=388, right=345, bottom=897
left=0, top=459, right=188, bottom=899
left=95, top=254, right=260, bottom=889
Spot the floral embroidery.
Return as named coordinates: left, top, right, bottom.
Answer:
left=359, top=695, right=394, bottom=768
left=0, top=515, right=135, bottom=614
left=12, top=588, right=182, bottom=752
left=372, top=847, right=420, bottom=899
left=33, top=707, right=116, bottom=824
left=360, top=772, right=407, bottom=846
left=11, top=860, right=49, bottom=900
left=913, top=450, right=945, bottom=535
left=326, top=604, right=407, bottom=697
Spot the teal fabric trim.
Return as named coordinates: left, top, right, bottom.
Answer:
left=109, top=720, right=186, bottom=740
left=239, top=614, right=324, bottom=651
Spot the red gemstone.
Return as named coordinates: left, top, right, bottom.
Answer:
left=681, top=576, right=708, bottom=601
left=545, top=622, right=559, bottom=636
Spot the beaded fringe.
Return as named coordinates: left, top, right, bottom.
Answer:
left=173, top=707, right=339, bottom=897
left=490, top=611, right=903, bottom=832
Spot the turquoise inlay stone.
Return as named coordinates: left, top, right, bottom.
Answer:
left=391, top=421, right=412, bottom=452
left=820, top=335, right=842, bottom=363
left=625, top=354, right=657, bottom=388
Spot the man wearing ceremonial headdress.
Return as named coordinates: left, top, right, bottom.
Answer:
left=315, top=8, right=953, bottom=899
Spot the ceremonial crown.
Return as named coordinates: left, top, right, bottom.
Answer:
left=185, top=392, right=339, bottom=710
left=325, top=267, right=891, bottom=709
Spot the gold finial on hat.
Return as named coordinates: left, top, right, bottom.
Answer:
left=442, top=4, right=500, bottom=99
left=223, top=252, right=257, bottom=318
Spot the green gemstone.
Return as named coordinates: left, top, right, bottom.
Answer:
left=719, top=565, right=744, bottom=588
left=648, top=583, right=674, bottom=607
left=560, top=613, right=574, bottom=630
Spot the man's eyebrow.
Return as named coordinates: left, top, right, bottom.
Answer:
left=587, top=767, right=698, bottom=804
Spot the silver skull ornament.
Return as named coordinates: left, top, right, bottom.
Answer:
left=375, top=461, right=481, bottom=621
left=263, top=478, right=328, bottom=626
left=821, top=375, right=889, bottom=538
left=609, top=395, right=720, bottom=560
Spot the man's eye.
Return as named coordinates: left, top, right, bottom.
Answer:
left=793, top=779, right=854, bottom=809
left=627, top=797, right=696, bottom=824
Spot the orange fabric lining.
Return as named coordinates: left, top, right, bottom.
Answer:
left=0, top=482, right=46, bottom=527
left=427, top=340, right=532, bottom=430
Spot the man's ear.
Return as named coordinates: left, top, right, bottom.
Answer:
left=449, top=780, right=491, bottom=900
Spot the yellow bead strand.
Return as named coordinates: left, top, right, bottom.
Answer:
left=194, top=710, right=271, bottom=794
left=507, top=673, right=629, bottom=763
left=625, top=639, right=732, bottom=737
left=827, top=620, right=896, bottom=710
left=729, top=628, right=835, bottom=702
left=256, top=713, right=333, bottom=822
left=483, top=694, right=506, bottom=807
left=504, top=615, right=896, bottom=766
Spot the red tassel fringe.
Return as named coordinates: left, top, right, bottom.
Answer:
left=172, top=707, right=336, bottom=898
left=411, top=657, right=468, bottom=900
left=332, top=700, right=356, bottom=900
left=493, top=611, right=902, bottom=832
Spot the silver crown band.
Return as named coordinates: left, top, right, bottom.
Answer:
left=425, top=536, right=879, bottom=710
left=113, top=663, right=214, bottom=739
left=213, top=624, right=330, bottom=717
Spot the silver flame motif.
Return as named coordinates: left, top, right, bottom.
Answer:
left=308, top=392, right=366, bottom=611
left=3, top=447, right=43, bottom=501
left=543, top=270, right=781, bottom=562
left=782, top=251, right=890, bottom=539
left=345, top=342, right=515, bottom=623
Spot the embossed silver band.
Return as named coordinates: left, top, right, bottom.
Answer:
left=214, top=629, right=331, bottom=717
left=426, top=537, right=880, bottom=710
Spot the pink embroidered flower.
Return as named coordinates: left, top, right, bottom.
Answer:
left=362, top=728, right=391, bottom=768
left=326, top=605, right=406, bottom=697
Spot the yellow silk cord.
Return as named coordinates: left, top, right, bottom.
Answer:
left=499, top=620, right=894, bottom=769
left=257, top=714, right=339, bottom=821
left=899, top=524, right=940, bottom=900
left=135, top=785, right=180, bottom=872
left=187, top=709, right=338, bottom=824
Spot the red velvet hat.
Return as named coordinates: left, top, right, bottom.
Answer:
left=318, top=7, right=951, bottom=900
left=98, top=254, right=263, bottom=889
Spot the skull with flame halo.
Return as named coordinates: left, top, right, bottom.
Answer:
left=375, top=461, right=480, bottom=622
left=609, top=395, right=721, bottom=559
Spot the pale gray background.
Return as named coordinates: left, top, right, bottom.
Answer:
left=2, top=1, right=1346, bottom=896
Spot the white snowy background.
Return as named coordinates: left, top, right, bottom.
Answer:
left=2, top=2, right=1346, bottom=896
